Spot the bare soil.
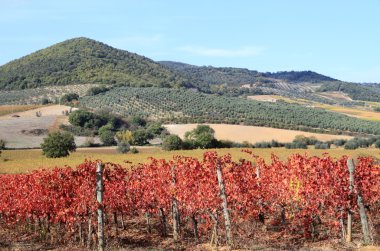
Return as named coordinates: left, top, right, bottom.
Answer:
left=0, top=105, right=92, bottom=148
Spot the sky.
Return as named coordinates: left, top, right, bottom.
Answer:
left=1, top=0, right=380, bottom=82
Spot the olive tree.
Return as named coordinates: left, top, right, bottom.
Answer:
left=41, top=132, right=76, bottom=158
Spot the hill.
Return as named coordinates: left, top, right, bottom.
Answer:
left=159, top=61, right=338, bottom=85
left=318, top=81, right=380, bottom=102
left=159, top=61, right=269, bottom=87
left=262, top=71, right=338, bottom=83
left=0, top=37, right=188, bottom=90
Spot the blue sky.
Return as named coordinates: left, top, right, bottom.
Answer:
left=1, top=0, right=380, bottom=82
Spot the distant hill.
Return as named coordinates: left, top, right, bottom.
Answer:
left=318, top=82, right=380, bottom=102
left=159, top=61, right=272, bottom=87
left=0, top=37, right=188, bottom=90
left=262, top=71, right=338, bottom=83
left=159, top=61, right=338, bottom=85
left=1, top=37, right=380, bottom=103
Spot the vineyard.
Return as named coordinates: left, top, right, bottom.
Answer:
left=80, top=86, right=380, bottom=135
left=0, top=151, right=379, bottom=249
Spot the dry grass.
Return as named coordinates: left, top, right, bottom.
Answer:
left=1, top=146, right=379, bottom=174
left=0, top=105, right=45, bottom=116
left=164, top=124, right=352, bottom=144
left=317, top=91, right=353, bottom=101
left=316, top=104, right=380, bottom=121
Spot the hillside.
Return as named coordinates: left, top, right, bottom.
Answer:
left=318, top=81, right=380, bottom=102
left=159, top=61, right=270, bottom=87
left=0, top=37, right=188, bottom=90
left=159, top=61, right=338, bottom=85
left=79, top=86, right=380, bottom=135
left=262, top=71, right=338, bottom=83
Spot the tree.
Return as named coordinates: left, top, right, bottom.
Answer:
left=162, top=135, right=183, bottom=151
left=69, top=110, right=107, bottom=129
left=344, top=140, right=359, bottom=150
left=184, top=125, right=217, bottom=149
left=99, top=125, right=116, bottom=146
left=41, top=97, right=49, bottom=105
left=41, top=132, right=76, bottom=158
left=60, top=93, right=79, bottom=103
left=131, top=116, right=146, bottom=127
left=117, top=141, right=130, bottom=153
left=132, top=129, right=153, bottom=146
left=0, top=139, right=5, bottom=157
left=146, top=122, right=164, bottom=136
left=116, top=130, right=134, bottom=144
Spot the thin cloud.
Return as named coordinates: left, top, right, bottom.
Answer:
left=177, top=45, right=264, bottom=57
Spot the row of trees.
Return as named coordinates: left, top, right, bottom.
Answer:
left=80, top=86, right=380, bottom=135
left=0, top=152, right=379, bottom=248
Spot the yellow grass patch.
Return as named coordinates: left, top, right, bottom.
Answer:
left=1, top=147, right=379, bottom=174
left=164, top=124, right=352, bottom=144
left=316, top=104, right=380, bottom=121
left=0, top=105, right=45, bottom=117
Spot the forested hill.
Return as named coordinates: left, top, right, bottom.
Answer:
left=262, top=71, right=338, bottom=83
left=0, top=37, right=189, bottom=90
left=318, top=82, right=380, bottom=102
left=159, top=61, right=338, bottom=85
left=159, top=61, right=270, bottom=86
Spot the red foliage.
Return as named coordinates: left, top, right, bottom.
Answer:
left=0, top=152, right=379, bottom=242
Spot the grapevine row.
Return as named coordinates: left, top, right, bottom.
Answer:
left=0, top=152, right=379, bottom=247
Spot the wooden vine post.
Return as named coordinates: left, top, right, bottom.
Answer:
left=216, top=160, right=233, bottom=247
left=96, top=162, right=105, bottom=251
left=347, top=159, right=371, bottom=245
left=346, top=159, right=354, bottom=243
left=171, top=165, right=180, bottom=241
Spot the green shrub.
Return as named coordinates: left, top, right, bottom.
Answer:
left=69, top=110, right=107, bottom=129
left=285, top=142, right=308, bottom=149
left=99, top=128, right=116, bottom=146
left=86, top=86, right=110, bottom=96
left=162, top=135, right=183, bottom=151
left=333, top=139, right=347, bottom=147
left=374, top=139, right=380, bottom=149
left=41, top=132, right=76, bottom=158
left=314, top=142, right=331, bottom=149
left=41, top=97, right=49, bottom=105
left=254, top=141, right=272, bottom=148
left=293, top=135, right=318, bottom=145
left=117, top=141, right=130, bottom=153
left=0, top=139, right=5, bottom=157
left=131, top=116, right=147, bottom=127
left=60, top=93, right=79, bottom=103
left=130, top=147, right=139, bottom=154
left=344, top=140, right=359, bottom=150
left=270, top=140, right=284, bottom=148
left=132, top=129, right=153, bottom=146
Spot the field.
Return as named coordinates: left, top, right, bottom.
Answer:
left=0, top=105, right=45, bottom=116
left=164, top=123, right=352, bottom=144
left=79, top=86, right=380, bottom=135
left=316, top=103, right=380, bottom=121
left=1, top=146, right=379, bottom=174
left=0, top=105, right=95, bottom=148
left=248, top=94, right=380, bottom=122
left=0, top=84, right=99, bottom=105
left=1, top=147, right=380, bottom=250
